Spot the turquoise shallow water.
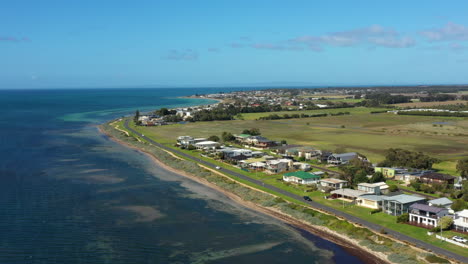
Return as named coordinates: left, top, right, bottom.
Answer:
left=0, top=88, right=365, bottom=263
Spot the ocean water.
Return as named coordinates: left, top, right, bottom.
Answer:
left=0, top=88, right=365, bottom=264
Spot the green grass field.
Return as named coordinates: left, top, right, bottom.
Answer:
left=131, top=107, right=468, bottom=175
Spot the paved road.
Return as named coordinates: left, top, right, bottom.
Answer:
left=124, top=120, right=467, bottom=263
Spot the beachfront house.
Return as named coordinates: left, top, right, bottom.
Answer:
left=409, top=203, right=450, bottom=227
left=283, top=171, right=320, bottom=185
left=356, top=195, right=384, bottom=209
left=194, top=141, right=220, bottom=150
left=330, top=188, right=367, bottom=201
left=319, top=178, right=348, bottom=190
left=357, top=182, right=389, bottom=195
left=177, top=136, right=195, bottom=147
left=381, top=194, right=426, bottom=216
left=327, top=152, right=359, bottom=165
left=265, top=159, right=292, bottom=174
left=454, top=210, right=468, bottom=233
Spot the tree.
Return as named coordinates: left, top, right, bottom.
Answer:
left=438, top=216, right=454, bottom=230
left=369, top=172, right=385, bottom=183
left=378, top=148, right=438, bottom=169
left=451, top=199, right=467, bottom=211
left=397, top=213, right=409, bottom=223
left=187, top=144, right=196, bottom=150
left=208, top=135, right=220, bottom=142
left=221, top=132, right=235, bottom=142
left=389, top=184, right=399, bottom=192
left=409, top=179, right=422, bottom=191
left=457, top=158, right=468, bottom=177
left=280, top=140, right=287, bottom=145
left=134, top=110, right=140, bottom=124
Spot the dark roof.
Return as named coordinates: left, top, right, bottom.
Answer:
left=420, top=173, right=456, bottom=181
left=410, top=203, right=447, bottom=213
left=226, top=154, right=249, bottom=161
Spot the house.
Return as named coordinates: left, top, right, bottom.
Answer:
left=283, top=171, right=320, bottom=185
left=265, top=159, right=292, bottom=174
left=381, top=194, right=426, bottom=216
left=428, top=197, right=453, bottom=210
left=374, top=167, right=408, bottom=179
left=249, top=162, right=266, bottom=170
left=330, top=188, right=367, bottom=201
left=454, top=209, right=468, bottom=233
left=194, top=141, right=220, bottom=150
left=234, top=134, right=251, bottom=143
left=285, top=146, right=321, bottom=160
left=319, top=178, right=348, bottom=190
left=327, top=152, right=358, bottom=165
left=255, top=138, right=277, bottom=148
left=356, top=195, right=384, bottom=209
left=177, top=136, right=195, bottom=147
left=292, top=162, right=311, bottom=171
left=319, top=151, right=332, bottom=163
left=409, top=203, right=450, bottom=227
left=420, top=172, right=456, bottom=185
left=357, top=182, right=389, bottom=195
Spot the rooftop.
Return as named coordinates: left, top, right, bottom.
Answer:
left=421, top=172, right=456, bottom=181
left=359, top=194, right=384, bottom=202
left=382, top=194, right=426, bottom=204
left=410, top=203, right=447, bottom=214
left=456, top=209, right=468, bottom=218
left=429, top=197, right=453, bottom=206
left=331, top=188, right=367, bottom=198
left=321, top=178, right=347, bottom=184
left=284, top=171, right=320, bottom=180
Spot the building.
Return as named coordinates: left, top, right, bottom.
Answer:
left=454, top=210, right=468, bottom=233
left=420, top=172, right=456, bottom=185
left=357, top=182, right=389, bottom=195
left=330, top=188, right=367, bottom=201
left=194, top=141, right=220, bottom=150
left=283, top=171, right=321, bottom=185
left=177, top=136, right=195, bottom=147
left=381, top=194, right=426, bottom=216
left=265, top=159, right=292, bottom=174
left=319, top=178, right=348, bottom=190
left=356, top=195, right=384, bottom=209
left=374, top=167, right=408, bottom=179
left=292, top=162, right=311, bottom=171
left=428, top=197, right=453, bottom=210
left=327, top=152, right=358, bottom=165
left=409, top=203, right=450, bottom=227
left=234, top=134, right=251, bottom=143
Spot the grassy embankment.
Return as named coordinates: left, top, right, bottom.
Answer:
left=119, top=109, right=468, bottom=258
left=105, top=120, right=461, bottom=263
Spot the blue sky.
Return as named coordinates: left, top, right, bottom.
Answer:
left=2, top=1, right=468, bottom=89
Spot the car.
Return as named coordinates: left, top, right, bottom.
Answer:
left=303, top=196, right=312, bottom=201
left=215, top=166, right=221, bottom=170
left=452, top=236, right=467, bottom=243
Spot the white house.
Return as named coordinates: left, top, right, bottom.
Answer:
left=319, top=178, right=348, bottom=190
left=409, top=203, right=450, bottom=227
left=283, top=171, right=321, bottom=185
left=194, top=141, right=220, bottom=150
left=327, top=152, right=358, bottom=165
left=356, top=195, right=384, bottom=209
left=357, top=182, right=389, bottom=195
left=454, top=209, right=468, bottom=233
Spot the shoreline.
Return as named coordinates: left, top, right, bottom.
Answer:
left=98, top=124, right=391, bottom=264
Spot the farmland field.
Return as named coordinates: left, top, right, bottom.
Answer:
left=394, top=100, right=468, bottom=108
left=130, top=107, right=468, bottom=175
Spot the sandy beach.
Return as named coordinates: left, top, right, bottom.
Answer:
left=98, top=124, right=393, bottom=264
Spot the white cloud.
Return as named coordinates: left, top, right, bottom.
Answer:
left=420, top=22, right=468, bottom=42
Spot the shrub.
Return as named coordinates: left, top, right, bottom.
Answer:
left=425, top=254, right=449, bottom=263
left=396, top=213, right=409, bottom=223
left=370, top=208, right=382, bottom=214
left=388, top=253, right=417, bottom=264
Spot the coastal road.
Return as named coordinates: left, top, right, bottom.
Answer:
left=123, top=120, right=468, bottom=263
